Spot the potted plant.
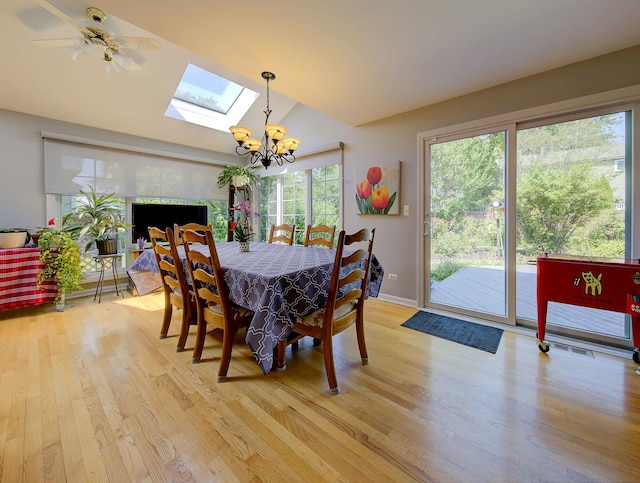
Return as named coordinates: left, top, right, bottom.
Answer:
left=62, top=187, right=129, bottom=254
left=36, top=229, right=83, bottom=310
left=216, top=165, right=259, bottom=190
left=230, top=200, right=258, bottom=252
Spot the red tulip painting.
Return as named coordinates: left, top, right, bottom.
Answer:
left=355, top=162, right=400, bottom=214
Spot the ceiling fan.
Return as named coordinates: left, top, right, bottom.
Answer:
left=32, top=0, right=161, bottom=71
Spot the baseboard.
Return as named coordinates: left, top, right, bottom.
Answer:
left=376, top=293, right=416, bottom=308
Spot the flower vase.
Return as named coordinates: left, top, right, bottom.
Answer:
left=239, top=241, right=250, bottom=252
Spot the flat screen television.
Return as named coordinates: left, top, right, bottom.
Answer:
left=132, top=203, right=208, bottom=243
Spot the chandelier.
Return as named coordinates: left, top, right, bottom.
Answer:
left=230, top=72, right=301, bottom=169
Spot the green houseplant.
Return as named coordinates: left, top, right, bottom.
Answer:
left=63, top=187, right=129, bottom=254
left=216, top=165, right=259, bottom=190
left=37, top=229, right=83, bottom=308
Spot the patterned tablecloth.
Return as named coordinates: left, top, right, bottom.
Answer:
left=0, top=248, right=57, bottom=311
left=129, top=241, right=384, bottom=373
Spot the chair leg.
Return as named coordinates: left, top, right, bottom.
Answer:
left=355, top=317, right=369, bottom=365
left=176, top=306, right=191, bottom=352
left=322, top=337, right=340, bottom=394
left=159, top=295, right=172, bottom=339
left=217, top=329, right=237, bottom=383
left=191, top=318, right=206, bottom=364
left=276, top=340, right=287, bottom=371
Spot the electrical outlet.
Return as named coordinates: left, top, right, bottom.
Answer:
left=403, top=205, right=409, bottom=216
left=388, top=273, right=398, bottom=280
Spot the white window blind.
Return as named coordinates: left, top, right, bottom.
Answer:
left=43, top=136, right=227, bottom=201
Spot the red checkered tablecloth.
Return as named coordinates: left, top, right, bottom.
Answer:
left=0, top=248, right=57, bottom=310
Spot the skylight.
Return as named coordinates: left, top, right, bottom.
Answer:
left=165, top=64, right=258, bottom=132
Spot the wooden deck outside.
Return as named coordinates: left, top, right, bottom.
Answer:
left=430, top=264, right=627, bottom=338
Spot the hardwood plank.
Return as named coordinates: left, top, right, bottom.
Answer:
left=0, top=293, right=639, bottom=482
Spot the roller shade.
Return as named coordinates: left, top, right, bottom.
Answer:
left=43, top=136, right=227, bottom=201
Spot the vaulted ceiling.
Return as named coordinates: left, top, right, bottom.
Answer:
left=2, top=0, right=640, bottom=155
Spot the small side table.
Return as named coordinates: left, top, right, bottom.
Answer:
left=93, top=253, right=125, bottom=303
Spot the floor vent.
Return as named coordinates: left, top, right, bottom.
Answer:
left=552, top=342, right=594, bottom=357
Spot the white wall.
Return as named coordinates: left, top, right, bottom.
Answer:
left=2, top=45, right=640, bottom=303
left=282, top=45, right=640, bottom=304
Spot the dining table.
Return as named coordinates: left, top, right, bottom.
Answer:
left=129, top=241, right=384, bottom=374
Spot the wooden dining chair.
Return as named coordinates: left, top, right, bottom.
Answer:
left=268, top=223, right=295, bottom=245
left=173, top=222, right=210, bottom=245
left=148, top=226, right=196, bottom=352
left=182, top=228, right=254, bottom=381
left=276, top=228, right=375, bottom=394
left=303, top=224, right=336, bottom=248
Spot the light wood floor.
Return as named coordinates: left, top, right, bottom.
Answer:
left=1, top=293, right=639, bottom=482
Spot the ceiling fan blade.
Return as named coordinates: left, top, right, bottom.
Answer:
left=31, top=38, right=76, bottom=48
left=111, top=50, right=144, bottom=72
left=35, top=0, right=93, bottom=36
left=111, top=36, right=161, bottom=51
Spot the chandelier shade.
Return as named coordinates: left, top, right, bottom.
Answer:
left=230, top=71, right=300, bottom=168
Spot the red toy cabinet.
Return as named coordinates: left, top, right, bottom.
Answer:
left=536, top=254, right=640, bottom=363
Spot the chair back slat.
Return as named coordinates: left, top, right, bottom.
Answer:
left=148, top=226, right=189, bottom=299
left=174, top=222, right=211, bottom=245
left=269, top=224, right=296, bottom=245
left=148, top=225, right=197, bottom=350
left=181, top=227, right=253, bottom=378
left=304, top=224, right=336, bottom=248
left=324, top=228, right=375, bottom=327
left=182, top=228, right=228, bottom=318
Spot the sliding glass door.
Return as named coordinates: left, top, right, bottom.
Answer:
left=515, top=111, right=629, bottom=339
left=426, top=129, right=508, bottom=318
left=422, top=106, right=633, bottom=347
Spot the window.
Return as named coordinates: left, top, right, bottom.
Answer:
left=45, top=134, right=228, bottom=274
left=165, top=64, right=259, bottom=132
left=258, top=165, right=342, bottom=245
left=282, top=171, right=306, bottom=244
left=311, top=164, right=340, bottom=243
left=256, top=143, right=344, bottom=244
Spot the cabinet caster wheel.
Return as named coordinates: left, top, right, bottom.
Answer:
left=633, top=349, right=640, bottom=364
left=538, top=340, right=550, bottom=353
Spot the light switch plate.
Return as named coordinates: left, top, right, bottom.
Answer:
left=403, top=205, right=409, bottom=216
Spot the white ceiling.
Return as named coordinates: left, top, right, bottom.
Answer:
left=2, top=0, right=640, bottom=156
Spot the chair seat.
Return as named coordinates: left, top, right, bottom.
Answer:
left=295, top=301, right=355, bottom=328
left=206, top=302, right=253, bottom=319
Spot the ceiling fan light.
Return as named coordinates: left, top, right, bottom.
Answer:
left=105, top=60, right=120, bottom=74
left=113, top=51, right=134, bottom=68
left=103, top=47, right=116, bottom=61
left=68, top=37, right=91, bottom=60
left=77, top=37, right=91, bottom=53
left=265, top=124, right=287, bottom=141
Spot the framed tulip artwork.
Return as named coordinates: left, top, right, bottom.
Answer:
left=355, top=161, right=400, bottom=215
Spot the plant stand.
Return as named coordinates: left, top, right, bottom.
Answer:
left=93, top=253, right=124, bottom=303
